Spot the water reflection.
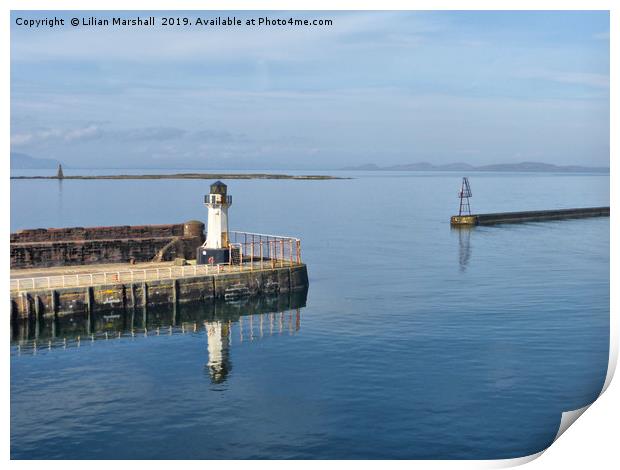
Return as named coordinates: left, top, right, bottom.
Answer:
left=205, top=320, right=231, bottom=383
left=56, top=178, right=64, bottom=228
left=11, top=290, right=308, bottom=385
left=452, top=226, right=473, bottom=272
left=204, top=308, right=302, bottom=384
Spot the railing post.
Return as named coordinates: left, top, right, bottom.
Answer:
left=280, top=240, right=284, bottom=267
left=297, top=240, right=301, bottom=263
left=260, top=241, right=264, bottom=270
left=250, top=242, right=254, bottom=270
left=289, top=239, right=293, bottom=265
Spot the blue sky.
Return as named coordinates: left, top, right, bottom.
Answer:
left=10, top=10, right=610, bottom=169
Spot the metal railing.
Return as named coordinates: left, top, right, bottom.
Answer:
left=204, top=195, right=233, bottom=205
left=10, top=231, right=303, bottom=293
left=12, top=264, right=216, bottom=292
left=228, top=231, right=302, bottom=268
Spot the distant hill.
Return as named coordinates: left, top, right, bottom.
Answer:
left=11, top=152, right=61, bottom=169
left=342, top=161, right=609, bottom=173
left=340, top=163, right=381, bottom=171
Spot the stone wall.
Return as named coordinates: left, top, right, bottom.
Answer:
left=10, top=221, right=205, bottom=269
left=11, top=224, right=185, bottom=243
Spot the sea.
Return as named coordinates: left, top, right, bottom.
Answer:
left=10, top=169, right=610, bottom=459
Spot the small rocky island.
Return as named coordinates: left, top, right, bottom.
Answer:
left=12, top=168, right=347, bottom=181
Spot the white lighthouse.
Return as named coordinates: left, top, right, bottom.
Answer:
left=205, top=181, right=232, bottom=249
left=198, top=181, right=234, bottom=264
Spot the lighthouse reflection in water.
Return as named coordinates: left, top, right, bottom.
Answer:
left=204, top=309, right=301, bottom=384
left=206, top=320, right=231, bottom=383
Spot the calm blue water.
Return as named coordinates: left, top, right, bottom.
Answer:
left=10, top=171, right=609, bottom=459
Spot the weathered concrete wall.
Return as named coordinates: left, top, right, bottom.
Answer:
left=451, top=206, right=609, bottom=226
left=10, top=264, right=309, bottom=319
left=10, top=221, right=205, bottom=268
left=476, top=207, right=609, bottom=225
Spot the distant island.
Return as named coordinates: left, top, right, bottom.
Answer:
left=341, top=161, right=609, bottom=173
left=11, top=172, right=347, bottom=181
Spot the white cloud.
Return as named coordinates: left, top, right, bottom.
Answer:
left=549, top=72, right=609, bottom=88
left=11, top=125, right=99, bottom=146
left=64, top=124, right=100, bottom=141
left=521, top=70, right=609, bottom=88
left=593, top=31, right=610, bottom=40
left=11, top=133, right=34, bottom=145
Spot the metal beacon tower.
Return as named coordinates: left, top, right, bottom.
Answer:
left=458, top=177, right=472, bottom=216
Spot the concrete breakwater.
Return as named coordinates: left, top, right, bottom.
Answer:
left=450, top=206, right=609, bottom=226
left=10, top=263, right=308, bottom=319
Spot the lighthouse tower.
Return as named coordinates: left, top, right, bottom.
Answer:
left=197, top=181, right=233, bottom=264
left=205, top=181, right=231, bottom=248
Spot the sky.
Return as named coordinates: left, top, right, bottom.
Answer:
left=10, top=10, right=610, bottom=169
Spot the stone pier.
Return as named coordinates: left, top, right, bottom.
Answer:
left=10, top=262, right=308, bottom=319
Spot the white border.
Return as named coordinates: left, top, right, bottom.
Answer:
left=3, top=1, right=617, bottom=467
